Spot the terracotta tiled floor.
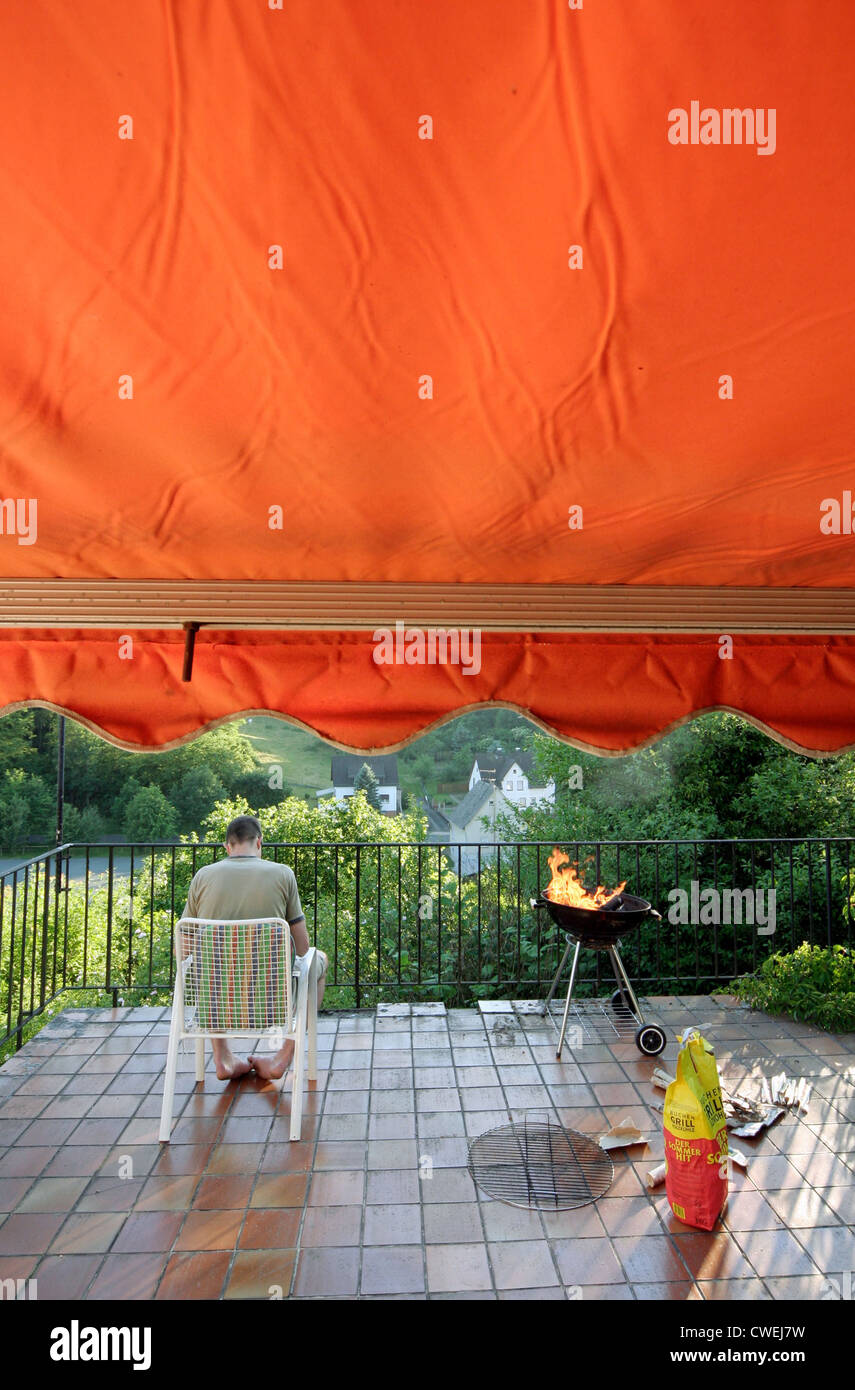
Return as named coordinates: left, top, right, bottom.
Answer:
left=0, top=996, right=853, bottom=1299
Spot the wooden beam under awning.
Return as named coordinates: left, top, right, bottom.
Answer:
left=0, top=580, right=853, bottom=633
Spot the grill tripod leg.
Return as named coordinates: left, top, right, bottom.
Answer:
left=541, top=934, right=574, bottom=1015
left=556, top=941, right=582, bottom=1059
left=608, top=946, right=644, bottom=1023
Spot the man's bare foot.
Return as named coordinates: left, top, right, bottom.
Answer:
left=248, top=1041, right=295, bottom=1081
left=211, top=1044, right=252, bottom=1082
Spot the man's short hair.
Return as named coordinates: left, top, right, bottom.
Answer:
left=226, top=815, right=262, bottom=845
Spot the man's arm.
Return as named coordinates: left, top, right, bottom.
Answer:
left=283, top=867, right=308, bottom=954
left=288, top=914, right=309, bottom=956
left=177, top=876, right=200, bottom=958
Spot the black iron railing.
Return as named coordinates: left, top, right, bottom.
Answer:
left=1, top=836, right=853, bottom=1051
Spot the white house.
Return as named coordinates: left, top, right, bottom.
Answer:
left=317, top=754, right=401, bottom=814
left=467, top=749, right=555, bottom=809
left=444, top=780, right=516, bottom=876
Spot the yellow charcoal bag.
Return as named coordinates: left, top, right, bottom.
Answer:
left=663, top=1028, right=728, bottom=1230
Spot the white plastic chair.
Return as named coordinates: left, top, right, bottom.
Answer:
left=158, top=917, right=319, bottom=1143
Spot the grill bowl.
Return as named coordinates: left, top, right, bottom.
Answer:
left=532, top=891, right=658, bottom=949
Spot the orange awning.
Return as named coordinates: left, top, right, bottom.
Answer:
left=1, top=2, right=853, bottom=752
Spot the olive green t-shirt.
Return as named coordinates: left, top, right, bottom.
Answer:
left=183, top=855, right=304, bottom=924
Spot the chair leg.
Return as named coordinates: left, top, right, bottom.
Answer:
left=159, top=997, right=183, bottom=1143
left=308, top=957, right=318, bottom=1082
left=195, top=1036, right=205, bottom=1082
left=289, top=1001, right=307, bottom=1142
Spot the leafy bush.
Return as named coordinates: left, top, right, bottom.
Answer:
left=63, top=803, right=107, bottom=840
left=718, top=943, right=855, bottom=1031
left=0, top=767, right=54, bottom=848
left=173, top=766, right=227, bottom=828
left=123, top=785, right=178, bottom=841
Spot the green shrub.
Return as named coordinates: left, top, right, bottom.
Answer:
left=717, top=942, right=855, bottom=1031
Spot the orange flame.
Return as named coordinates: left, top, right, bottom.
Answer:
left=543, top=848, right=626, bottom=909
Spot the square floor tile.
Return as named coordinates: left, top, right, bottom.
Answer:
left=424, top=1203, right=484, bottom=1244
left=307, top=1171, right=365, bottom=1206
left=489, top=1240, right=559, bottom=1290
left=0, top=1212, right=65, bottom=1254
left=363, top=1203, right=421, bottom=1246
left=426, top=1242, right=491, bottom=1293
left=87, top=1252, right=165, bottom=1300
left=50, top=1211, right=126, bottom=1255
left=299, top=1204, right=361, bottom=1247
left=551, top=1235, right=625, bottom=1286
left=480, top=1203, right=545, bottom=1242
left=732, top=1227, right=816, bottom=1278
left=75, top=1176, right=145, bottom=1213
left=294, top=1246, right=360, bottom=1297
left=250, top=1174, right=310, bottom=1208
left=27, top=1254, right=103, bottom=1300
left=366, top=1170, right=421, bottom=1205
left=191, top=1175, right=252, bottom=1210
left=240, top=1207, right=303, bottom=1249
left=156, top=1250, right=230, bottom=1299
left=13, top=1177, right=87, bottom=1213
left=361, top=1244, right=425, bottom=1295
left=175, top=1209, right=244, bottom=1251
left=673, top=1233, right=757, bottom=1281
left=225, top=1249, right=297, bottom=1299
left=111, top=1211, right=183, bottom=1253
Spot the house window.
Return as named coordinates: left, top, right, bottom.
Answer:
left=519, top=797, right=527, bottom=807
left=517, top=779, right=524, bottom=789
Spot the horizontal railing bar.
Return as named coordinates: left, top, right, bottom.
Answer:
left=7, top=836, right=855, bottom=855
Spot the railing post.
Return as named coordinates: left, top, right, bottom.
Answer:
left=39, top=856, right=50, bottom=1010
left=825, top=841, right=833, bottom=949
left=354, top=843, right=361, bottom=1008
left=105, top=845, right=114, bottom=1002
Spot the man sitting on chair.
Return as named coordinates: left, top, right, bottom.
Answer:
left=182, top=814, right=328, bottom=1081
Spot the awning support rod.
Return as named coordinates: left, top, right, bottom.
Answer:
left=181, top=622, right=200, bottom=682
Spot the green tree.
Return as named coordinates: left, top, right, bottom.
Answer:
left=410, top=753, right=434, bottom=791
left=123, top=785, right=178, bottom=841
left=353, top=763, right=382, bottom=810
left=0, top=769, right=54, bottom=850
left=112, top=777, right=144, bottom=826
left=0, top=711, right=40, bottom=773
left=63, top=804, right=107, bottom=841
left=173, top=766, right=227, bottom=829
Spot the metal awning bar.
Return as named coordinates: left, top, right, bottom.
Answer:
left=0, top=580, right=853, bottom=632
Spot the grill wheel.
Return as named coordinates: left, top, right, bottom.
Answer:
left=635, top=1024, right=668, bottom=1056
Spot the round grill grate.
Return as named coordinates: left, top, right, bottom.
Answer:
left=467, top=1118, right=613, bottom=1211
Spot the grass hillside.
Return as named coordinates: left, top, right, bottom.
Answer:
left=238, top=718, right=333, bottom=796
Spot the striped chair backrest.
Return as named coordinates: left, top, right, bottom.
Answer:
left=180, top=919, right=293, bottom=1032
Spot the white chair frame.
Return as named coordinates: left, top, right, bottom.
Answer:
left=158, top=916, right=319, bottom=1143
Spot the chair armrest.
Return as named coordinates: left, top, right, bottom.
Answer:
left=293, top=946, right=318, bottom=979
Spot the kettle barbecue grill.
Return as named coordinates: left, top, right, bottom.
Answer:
left=531, top=890, right=668, bottom=1058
